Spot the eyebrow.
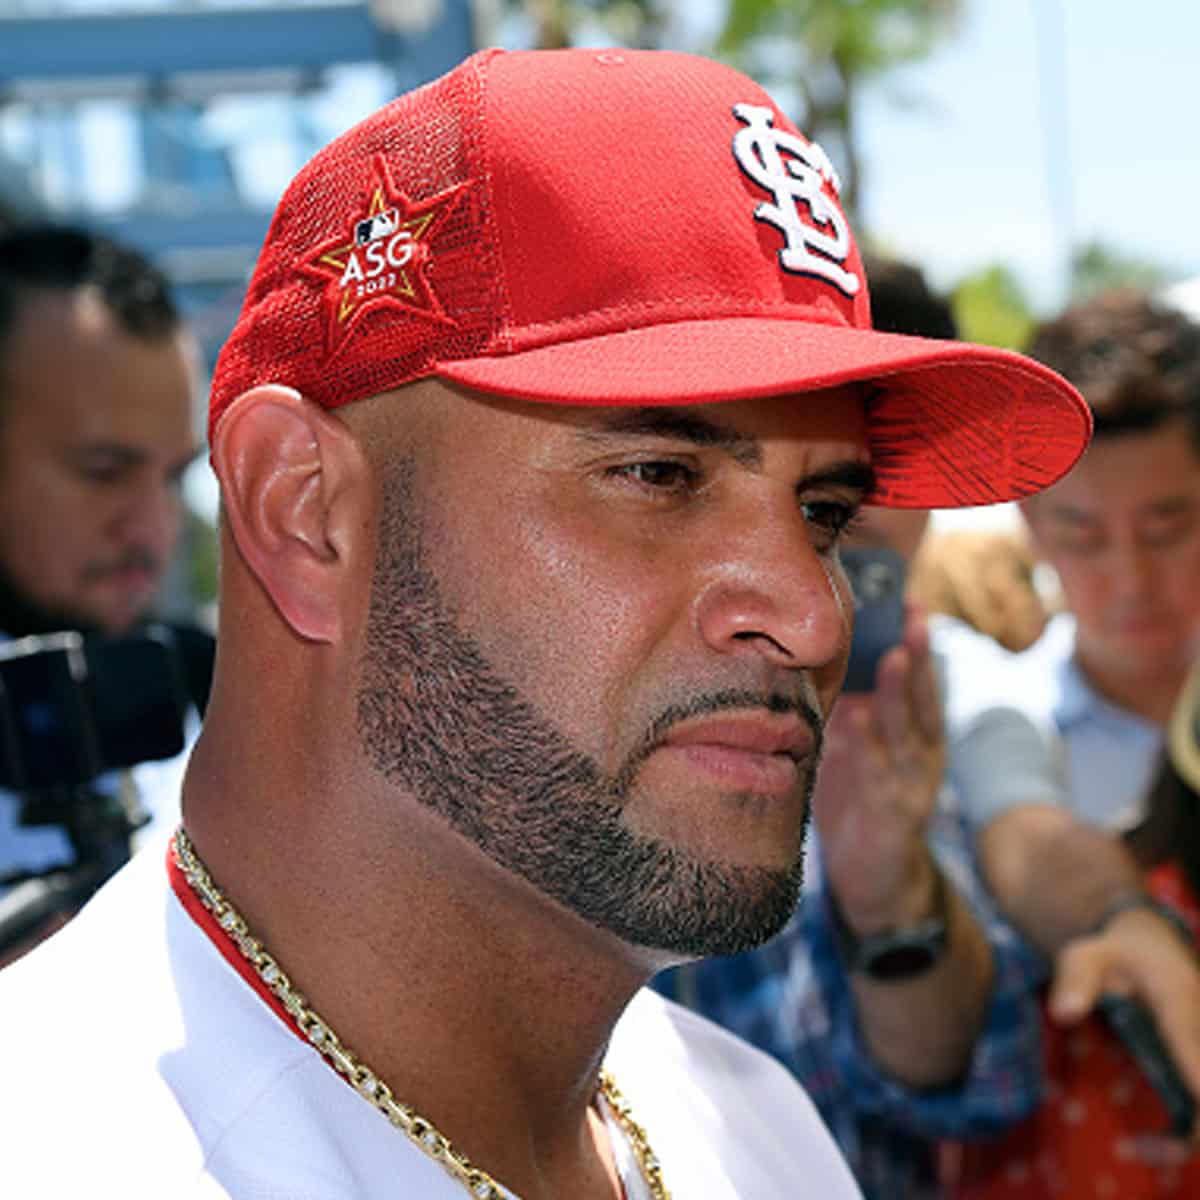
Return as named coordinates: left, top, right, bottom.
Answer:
left=69, top=443, right=150, bottom=467
left=1048, top=495, right=1197, bottom=525
left=581, top=408, right=765, bottom=466
left=803, top=460, right=877, bottom=496
left=579, top=408, right=876, bottom=498
left=1140, top=496, right=1196, bottom=517
left=69, top=442, right=202, bottom=472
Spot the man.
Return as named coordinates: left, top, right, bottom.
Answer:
left=0, top=225, right=199, bottom=638
left=0, top=225, right=203, bottom=951
left=931, top=289, right=1200, bottom=1196
left=1016, top=288, right=1200, bottom=820
left=951, top=290, right=1200, bottom=988
left=0, top=50, right=1089, bottom=1198
left=997, top=287, right=1200, bottom=1039
left=656, top=263, right=1200, bottom=1199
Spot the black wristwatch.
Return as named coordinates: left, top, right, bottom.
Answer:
left=831, top=865, right=950, bottom=982
left=1091, top=889, right=1194, bottom=947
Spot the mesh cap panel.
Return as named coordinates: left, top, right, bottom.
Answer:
left=211, top=54, right=507, bottom=428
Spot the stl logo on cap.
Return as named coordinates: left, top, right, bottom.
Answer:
left=731, top=103, right=860, bottom=298
left=302, top=153, right=469, bottom=356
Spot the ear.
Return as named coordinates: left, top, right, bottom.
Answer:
left=211, top=385, right=368, bottom=643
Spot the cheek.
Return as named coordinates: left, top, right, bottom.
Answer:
left=1161, top=540, right=1200, bottom=611
left=429, top=502, right=675, bottom=751
left=830, top=557, right=854, bottom=628
left=1045, top=553, right=1107, bottom=607
left=0, top=474, right=84, bottom=588
left=163, top=490, right=184, bottom=531
left=821, top=559, right=855, bottom=701
left=1052, top=561, right=1096, bottom=601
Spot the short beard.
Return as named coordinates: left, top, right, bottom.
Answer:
left=0, top=556, right=103, bottom=638
left=355, top=462, right=818, bottom=958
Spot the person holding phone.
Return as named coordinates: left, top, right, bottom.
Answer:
left=656, top=262, right=1200, bottom=1200
left=940, top=289, right=1200, bottom=1198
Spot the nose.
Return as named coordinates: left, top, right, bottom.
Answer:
left=691, top=499, right=851, bottom=671
left=1110, top=536, right=1156, bottom=603
left=116, top=476, right=181, bottom=560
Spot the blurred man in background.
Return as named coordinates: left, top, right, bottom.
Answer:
left=0, top=224, right=198, bottom=637
left=938, top=290, right=1200, bottom=1199
left=0, top=224, right=205, bottom=958
left=1017, top=289, right=1200, bottom=824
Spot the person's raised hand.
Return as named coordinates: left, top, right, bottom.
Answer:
left=815, top=604, right=945, bottom=931
left=1050, top=902, right=1200, bottom=1157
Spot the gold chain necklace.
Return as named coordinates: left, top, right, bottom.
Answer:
left=173, top=828, right=670, bottom=1200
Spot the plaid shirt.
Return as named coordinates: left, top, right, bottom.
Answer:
left=654, top=815, right=1046, bottom=1200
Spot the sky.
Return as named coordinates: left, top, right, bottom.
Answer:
left=220, top=0, right=1200, bottom=528
left=849, top=0, right=1200, bottom=528
left=851, top=0, right=1199, bottom=313
left=653, top=0, right=1198, bottom=315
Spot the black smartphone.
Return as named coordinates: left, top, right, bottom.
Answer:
left=840, top=546, right=907, bottom=694
left=1099, top=992, right=1196, bottom=1136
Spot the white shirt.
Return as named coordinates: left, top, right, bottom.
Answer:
left=0, top=834, right=863, bottom=1199
left=930, top=615, right=1064, bottom=830
left=1012, top=613, right=1163, bottom=831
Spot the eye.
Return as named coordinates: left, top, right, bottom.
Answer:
left=802, top=499, right=863, bottom=548
left=166, top=464, right=192, bottom=492
left=1142, top=512, right=1195, bottom=548
left=75, top=462, right=129, bottom=486
left=608, top=460, right=699, bottom=493
left=70, top=449, right=141, bottom=487
left=1050, top=529, right=1105, bottom=556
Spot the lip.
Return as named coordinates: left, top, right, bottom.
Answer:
left=100, top=565, right=159, bottom=595
left=656, top=714, right=817, bottom=793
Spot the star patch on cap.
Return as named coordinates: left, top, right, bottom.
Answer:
left=302, top=153, right=470, bottom=357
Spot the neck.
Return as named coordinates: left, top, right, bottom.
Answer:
left=181, top=735, right=650, bottom=1200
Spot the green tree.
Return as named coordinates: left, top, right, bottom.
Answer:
left=716, top=0, right=962, bottom=219
left=505, top=0, right=666, bottom=49
left=1068, top=240, right=1170, bottom=304
left=951, top=264, right=1035, bottom=351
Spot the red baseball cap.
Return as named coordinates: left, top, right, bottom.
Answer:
left=210, top=47, right=1090, bottom=508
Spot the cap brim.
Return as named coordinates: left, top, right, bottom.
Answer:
left=1169, top=662, right=1200, bottom=794
left=438, top=317, right=1091, bottom=509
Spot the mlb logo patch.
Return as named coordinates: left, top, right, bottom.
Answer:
left=355, top=209, right=401, bottom=246
left=301, top=154, right=470, bottom=358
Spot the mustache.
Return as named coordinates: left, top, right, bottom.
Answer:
left=82, top=548, right=163, bottom=582
left=614, top=687, right=824, bottom=795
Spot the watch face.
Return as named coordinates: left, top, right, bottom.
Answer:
left=830, top=868, right=951, bottom=981
left=861, top=938, right=943, bottom=981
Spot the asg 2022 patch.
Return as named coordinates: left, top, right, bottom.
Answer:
left=302, top=153, right=470, bottom=357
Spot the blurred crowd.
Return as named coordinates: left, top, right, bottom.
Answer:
left=2, top=127, right=1200, bottom=1200
left=653, top=261, right=1200, bottom=1200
